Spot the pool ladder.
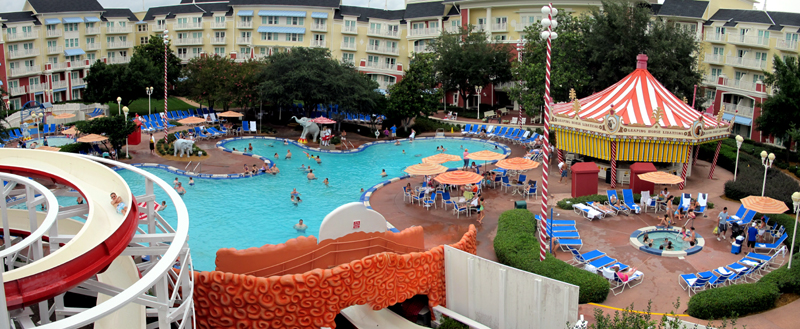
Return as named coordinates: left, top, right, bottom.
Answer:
left=184, top=161, right=201, bottom=174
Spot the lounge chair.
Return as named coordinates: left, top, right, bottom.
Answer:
left=551, top=225, right=578, bottom=232
left=558, top=239, right=583, bottom=252
left=622, top=189, right=641, bottom=214
left=243, top=121, right=251, bottom=134
left=610, top=269, right=644, bottom=295
left=678, top=193, right=692, bottom=211
left=513, top=131, right=531, bottom=144
left=640, top=191, right=657, bottom=213
left=193, top=127, right=210, bottom=139
left=567, top=248, right=605, bottom=266
left=678, top=273, right=710, bottom=296
left=605, top=190, right=629, bottom=215
left=41, top=124, right=50, bottom=135
left=524, top=181, right=537, bottom=200
left=755, top=233, right=787, bottom=254
left=489, top=127, right=506, bottom=139
left=249, top=121, right=257, bottom=133
left=206, top=127, right=224, bottom=137
left=587, top=256, right=616, bottom=269
left=573, top=203, right=602, bottom=221
left=728, top=210, right=755, bottom=226
left=727, top=205, right=748, bottom=222
left=461, top=124, right=472, bottom=135
left=586, top=201, right=616, bottom=217
left=695, top=193, right=708, bottom=214
left=746, top=248, right=786, bottom=269
left=548, top=230, right=580, bottom=239
left=534, top=215, right=576, bottom=226
left=467, top=124, right=480, bottom=135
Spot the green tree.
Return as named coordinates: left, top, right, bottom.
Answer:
left=134, top=34, right=182, bottom=97
left=755, top=56, right=799, bottom=149
left=429, top=26, right=514, bottom=113
left=386, top=53, right=443, bottom=131
left=84, top=54, right=159, bottom=110
left=74, top=116, right=136, bottom=153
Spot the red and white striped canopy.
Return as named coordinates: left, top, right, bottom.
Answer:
left=553, top=66, right=720, bottom=129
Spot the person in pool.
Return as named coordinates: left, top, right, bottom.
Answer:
left=173, top=178, right=180, bottom=189
left=402, top=150, right=406, bottom=154
left=286, top=150, right=292, bottom=159
left=642, top=233, right=651, bottom=244
left=291, top=195, right=298, bottom=205
left=43, top=137, right=48, bottom=146
left=323, top=178, right=329, bottom=186
left=189, top=177, right=195, bottom=186
left=284, top=140, right=289, bottom=145
left=158, top=201, right=168, bottom=212
left=274, top=153, right=279, bottom=160
left=294, top=219, right=308, bottom=233
left=307, top=169, right=317, bottom=180
left=248, top=143, right=253, bottom=152
left=381, top=169, right=387, bottom=177
left=175, top=183, right=186, bottom=196
left=110, top=192, right=128, bottom=214
left=360, top=188, right=365, bottom=193
left=271, top=163, right=280, bottom=174
left=291, top=189, right=301, bottom=198
left=261, top=163, right=268, bottom=172
left=77, top=196, right=84, bottom=205
left=315, top=155, right=321, bottom=164
left=395, top=140, right=401, bottom=145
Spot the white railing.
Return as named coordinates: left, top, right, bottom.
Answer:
left=47, top=46, right=63, bottom=54
left=86, top=42, right=101, bottom=50
left=106, top=25, right=133, bottom=33
left=28, top=83, right=45, bottom=93
left=51, top=62, right=69, bottom=71
left=365, top=62, right=397, bottom=71
left=492, top=23, right=507, bottom=31
left=237, top=37, right=252, bottom=44
left=516, top=22, right=535, bottom=31
left=722, top=102, right=755, bottom=117
left=703, top=53, right=724, bottom=64
left=9, top=86, right=26, bottom=96
left=45, top=29, right=62, bottom=38
left=342, top=25, right=357, bottom=33
left=177, top=53, right=201, bottom=61
left=85, top=27, right=101, bottom=34
left=150, top=24, right=167, bottom=32
left=409, top=28, right=438, bottom=37
left=71, top=78, right=85, bottom=86
left=366, top=44, right=399, bottom=55
left=211, top=21, right=227, bottom=29
left=725, top=56, right=767, bottom=70
left=474, top=24, right=486, bottom=32
left=341, top=41, right=356, bottom=50
left=311, top=23, right=327, bottom=31
left=10, top=66, right=42, bottom=77
left=107, top=41, right=133, bottom=48
left=8, top=48, right=41, bottom=59
left=51, top=80, right=68, bottom=89
left=211, top=37, right=227, bottom=44
left=703, top=75, right=719, bottom=85
left=727, top=33, right=770, bottom=47
left=310, top=40, right=326, bottom=48
left=776, top=39, right=798, bottom=52
left=704, top=32, right=725, bottom=42
left=6, top=30, right=39, bottom=41
left=70, top=60, right=86, bottom=69
left=175, top=22, right=204, bottom=30
left=175, top=38, right=203, bottom=45
left=108, top=56, right=130, bottom=64
left=368, top=28, right=399, bottom=38
left=495, top=81, right=517, bottom=90
left=237, top=21, right=253, bottom=28
left=446, top=25, right=461, bottom=33
left=413, top=45, right=431, bottom=53
left=721, top=79, right=760, bottom=92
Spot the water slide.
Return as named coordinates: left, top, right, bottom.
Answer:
left=0, top=149, right=143, bottom=327
left=340, top=305, right=429, bottom=329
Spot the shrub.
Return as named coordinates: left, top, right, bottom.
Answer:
left=410, top=116, right=460, bottom=133
left=686, top=283, right=778, bottom=319
left=776, top=162, right=789, bottom=169
left=438, top=316, right=469, bottom=329
left=494, top=209, right=609, bottom=303
left=759, top=253, right=800, bottom=294
left=331, top=136, right=341, bottom=145
left=59, top=143, right=92, bottom=154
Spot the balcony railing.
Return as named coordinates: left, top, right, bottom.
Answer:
left=311, top=23, right=327, bottom=31
left=211, top=37, right=227, bottom=44
left=150, top=24, right=167, bottom=32
left=71, top=78, right=86, bottom=86
left=446, top=26, right=461, bottom=33
left=726, top=56, right=767, bottom=70
left=108, top=56, right=130, bottom=64
left=413, top=45, right=432, bottom=53
left=516, top=22, right=535, bottom=31
left=9, top=66, right=41, bottom=77
left=703, top=75, right=720, bottom=85
left=177, top=53, right=200, bottom=61
left=366, top=44, right=399, bottom=55
left=47, top=46, right=63, bottom=55
left=376, top=81, right=395, bottom=90
left=721, top=79, right=760, bottom=93
left=51, top=80, right=68, bottom=89
left=107, top=41, right=133, bottom=49
left=342, top=25, right=357, bottom=34
left=9, top=86, right=26, bottom=96
left=722, top=102, right=755, bottom=117
left=237, top=21, right=253, bottom=28
left=51, top=62, right=69, bottom=71
left=365, top=62, right=397, bottom=71
left=776, top=39, right=798, bottom=52
left=211, top=21, right=227, bottom=29
left=492, top=23, right=507, bottom=31
left=175, top=22, right=204, bottom=30
left=727, top=33, right=770, bottom=48
left=474, top=24, right=486, bottom=32
left=409, top=28, right=438, bottom=37
left=703, top=53, right=724, bottom=64
left=106, top=25, right=133, bottom=33
left=8, top=48, right=40, bottom=59
left=237, top=37, right=252, bottom=44
left=6, top=30, right=39, bottom=41
left=310, top=40, right=326, bottom=48
left=341, top=41, right=356, bottom=50
left=28, top=83, right=45, bottom=93
left=45, top=29, right=62, bottom=38
left=85, top=27, right=101, bottom=34
left=87, top=42, right=101, bottom=50
left=368, top=29, right=399, bottom=38
left=70, top=60, right=86, bottom=69
left=704, top=32, right=726, bottom=43
left=174, top=38, right=203, bottom=45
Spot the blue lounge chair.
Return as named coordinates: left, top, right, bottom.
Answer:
left=606, top=190, right=629, bottom=215
left=727, top=205, right=748, bottom=222
left=567, top=248, right=605, bottom=266
left=243, top=121, right=251, bottom=134
left=189, top=109, right=197, bottom=116
left=588, top=256, right=616, bottom=269
left=487, top=126, right=501, bottom=137
left=729, top=210, right=755, bottom=226
left=558, top=239, right=583, bottom=251
left=207, top=127, right=224, bottom=137
left=534, top=215, right=575, bottom=226
left=489, top=127, right=507, bottom=139
left=746, top=252, right=784, bottom=269
left=193, top=127, right=210, bottom=139
left=41, top=124, right=50, bottom=135
left=513, top=130, right=531, bottom=143
left=10, top=129, right=21, bottom=140
left=695, top=193, right=708, bottom=214
left=755, top=233, right=787, bottom=254
left=679, top=273, right=710, bottom=296
left=502, top=128, right=517, bottom=140
left=506, top=129, right=524, bottom=141
left=471, top=124, right=484, bottom=135
left=622, top=189, right=641, bottom=214
left=548, top=231, right=580, bottom=239
left=550, top=225, right=577, bottom=232
left=460, top=124, right=472, bottom=135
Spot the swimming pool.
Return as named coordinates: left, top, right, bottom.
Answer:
left=117, top=138, right=507, bottom=270
left=25, top=137, right=76, bottom=148
left=631, top=227, right=704, bottom=257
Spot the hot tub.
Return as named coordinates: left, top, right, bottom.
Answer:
left=630, top=226, right=704, bottom=257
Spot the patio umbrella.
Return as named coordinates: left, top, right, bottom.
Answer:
left=61, top=127, right=78, bottom=135
left=310, top=117, right=336, bottom=124
left=52, top=113, right=75, bottom=119
left=434, top=170, right=483, bottom=185
left=495, top=157, right=540, bottom=171
left=637, top=171, right=684, bottom=185
left=465, top=150, right=505, bottom=161
left=740, top=196, right=789, bottom=214
left=422, top=153, right=462, bottom=164
left=178, top=116, right=206, bottom=125
left=404, top=163, right=448, bottom=176
left=88, top=114, right=105, bottom=120
left=77, top=134, right=108, bottom=143
left=36, top=146, right=61, bottom=152
left=217, top=111, right=244, bottom=118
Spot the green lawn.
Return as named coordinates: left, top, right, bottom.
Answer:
left=107, top=97, right=196, bottom=117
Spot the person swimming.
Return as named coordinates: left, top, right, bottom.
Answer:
left=315, top=155, right=321, bottom=164
left=294, top=219, right=307, bottom=233
left=381, top=169, right=387, bottom=177
left=189, top=177, right=195, bottom=186
left=323, top=178, right=329, bottom=186
left=402, top=150, right=406, bottom=154
left=284, top=140, right=289, bottom=145
left=175, top=183, right=186, bottom=196
left=414, top=154, right=422, bottom=157
left=286, top=150, right=292, bottom=159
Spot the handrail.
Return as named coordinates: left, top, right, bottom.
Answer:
left=0, top=172, right=58, bottom=263
left=37, top=154, right=190, bottom=329
left=193, top=162, right=201, bottom=173
left=348, top=141, right=355, bottom=149
left=184, top=161, right=192, bottom=171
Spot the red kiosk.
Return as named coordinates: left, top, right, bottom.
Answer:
left=629, top=162, right=657, bottom=195
left=571, top=162, right=599, bottom=198
left=127, top=120, right=142, bottom=145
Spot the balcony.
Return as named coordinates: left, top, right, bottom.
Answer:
left=45, top=29, right=62, bottom=38
left=28, top=83, right=45, bottom=93
left=365, top=62, right=397, bottom=71
left=150, top=24, right=167, bottom=32
left=720, top=79, right=761, bottom=93
left=177, top=53, right=200, bottom=61
left=8, top=48, right=40, bottom=59
left=51, top=80, right=68, bottom=89
left=413, top=45, right=432, bottom=53
left=85, top=27, right=101, bottom=35
left=175, top=22, right=204, bottom=30
left=446, top=26, right=461, bottom=33
left=376, top=81, right=395, bottom=90
left=6, top=30, right=39, bottom=41
left=47, top=46, right=63, bottom=55
left=474, top=24, right=486, bottom=32
left=87, top=43, right=101, bottom=50
left=311, top=23, right=327, bottom=31
left=491, top=23, right=507, bottom=32
left=51, top=62, right=69, bottom=71
left=703, top=53, right=724, bottom=65
left=237, top=21, right=253, bottom=29
left=776, top=39, right=798, bottom=52
left=726, top=56, right=767, bottom=70
left=727, top=33, right=770, bottom=48
left=70, top=60, right=86, bottom=69
left=515, top=22, right=535, bottom=31
left=10, top=65, right=41, bottom=77
left=107, top=41, right=133, bottom=49
left=71, top=78, right=86, bottom=86
left=310, top=40, right=326, bottom=48
left=211, top=21, right=227, bottom=29
left=341, top=41, right=356, bottom=50
left=211, top=37, right=227, bottom=44
left=722, top=102, right=755, bottom=117
left=366, top=44, right=399, bottom=55
left=702, top=75, right=720, bottom=85
left=106, top=25, right=133, bottom=34
left=108, top=56, right=130, bottom=64
left=367, top=29, right=400, bottom=39
left=409, top=28, right=439, bottom=37
left=9, top=86, right=26, bottom=96
left=704, top=32, right=726, bottom=43
left=342, top=25, right=358, bottom=34
left=237, top=37, right=252, bottom=44
left=174, top=38, right=204, bottom=46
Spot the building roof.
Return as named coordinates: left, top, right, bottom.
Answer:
left=767, top=24, right=783, bottom=31
left=335, top=5, right=406, bottom=22
left=227, top=0, right=340, bottom=7
left=767, top=11, right=800, bottom=27
left=179, top=0, right=227, bottom=3
left=709, top=9, right=773, bottom=25
left=650, top=4, right=662, bottom=15
left=446, top=5, right=459, bottom=16
left=26, top=0, right=104, bottom=14
left=0, top=11, right=39, bottom=25
left=102, top=8, right=138, bottom=21
left=405, top=1, right=446, bottom=19
left=656, top=0, right=708, bottom=19
left=143, top=3, right=232, bottom=21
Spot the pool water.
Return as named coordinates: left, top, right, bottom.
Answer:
left=25, top=137, right=76, bottom=148
left=117, top=138, right=504, bottom=270
left=639, top=231, right=692, bottom=251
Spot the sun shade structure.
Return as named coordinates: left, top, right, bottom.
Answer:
left=88, top=114, right=105, bottom=120
left=178, top=116, right=206, bottom=125
left=434, top=170, right=483, bottom=185
left=740, top=196, right=789, bottom=214
left=76, top=134, right=108, bottom=143
left=495, top=157, right=540, bottom=171
left=137, top=201, right=161, bottom=220
left=636, top=171, right=684, bottom=185
left=61, top=127, right=78, bottom=135
left=217, top=111, right=244, bottom=118
left=52, top=113, right=75, bottom=119
left=310, top=117, right=336, bottom=124
left=36, top=146, right=61, bottom=152
left=403, top=163, right=449, bottom=176
left=422, top=153, right=462, bottom=164
left=465, top=150, right=506, bottom=161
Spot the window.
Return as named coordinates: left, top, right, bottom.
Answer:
left=47, top=40, right=57, bottom=48
left=72, top=89, right=81, bottom=100
left=23, top=42, right=34, bottom=50
left=370, top=23, right=381, bottom=32
left=87, top=53, right=96, bottom=61
left=29, top=77, right=39, bottom=86
left=193, top=48, right=202, bottom=56
left=451, top=20, right=461, bottom=28
left=705, top=90, right=714, bottom=100
left=285, top=33, right=303, bottom=42
left=107, top=36, right=116, bottom=43
left=7, top=44, right=17, bottom=53
left=783, top=55, right=797, bottom=63
left=46, top=24, right=58, bottom=32
left=156, top=19, right=166, bottom=28
left=6, top=27, right=16, bottom=34
left=452, top=92, right=458, bottom=105
left=715, top=26, right=726, bottom=35
left=712, top=46, right=723, bottom=56
left=263, top=16, right=280, bottom=25
left=9, top=99, right=21, bottom=111
left=140, top=37, right=149, bottom=44
left=343, top=36, right=355, bottom=45
left=86, top=22, right=94, bottom=29
left=386, top=41, right=397, bottom=50
left=138, top=24, right=148, bottom=32
left=241, top=31, right=251, bottom=39
left=737, top=49, right=747, bottom=58
left=385, top=57, right=396, bottom=66
left=240, top=16, right=252, bottom=23
left=494, top=35, right=507, bottom=41
left=755, top=51, right=768, bottom=63
left=192, top=17, right=202, bottom=24
left=177, top=48, right=187, bottom=56
left=477, top=18, right=486, bottom=26
left=676, top=22, right=696, bottom=34
left=65, top=23, right=78, bottom=32
left=369, top=39, right=380, bottom=49
left=757, top=30, right=769, bottom=44
left=215, top=31, right=226, bottom=38
left=53, top=92, right=61, bottom=103
left=412, top=22, right=425, bottom=30
left=177, top=18, right=188, bottom=25
left=367, top=55, right=379, bottom=66
left=108, top=51, right=116, bottom=58
left=785, top=33, right=798, bottom=45
left=215, top=47, right=225, bottom=55
left=261, top=32, right=277, bottom=40
left=119, top=36, right=127, bottom=43
left=66, top=38, right=79, bottom=48
left=21, top=26, right=31, bottom=33
left=495, top=17, right=507, bottom=25
left=345, top=20, right=357, bottom=31
left=342, top=53, right=354, bottom=64
left=48, top=57, right=57, bottom=64
left=520, top=15, right=540, bottom=27
left=286, top=17, right=304, bottom=26
left=86, top=37, right=95, bottom=45
left=215, top=16, right=225, bottom=24
left=429, top=21, right=439, bottom=29
left=119, top=21, right=126, bottom=27
left=106, top=21, right=115, bottom=28
left=240, top=47, right=251, bottom=55
left=711, top=67, right=722, bottom=80
left=191, top=32, right=202, bottom=39
left=9, top=80, right=18, bottom=89
left=177, top=32, right=188, bottom=40
left=71, top=71, right=79, bottom=80
left=734, top=71, right=745, bottom=81
left=314, top=34, right=325, bottom=41
left=387, top=25, right=398, bottom=34
left=752, top=74, right=765, bottom=84
left=314, top=18, right=326, bottom=26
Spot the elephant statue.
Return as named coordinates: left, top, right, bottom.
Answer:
left=173, top=139, right=195, bottom=158
left=290, top=116, right=320, bottom=143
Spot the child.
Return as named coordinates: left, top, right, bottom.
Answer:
left=189, top=177, right=195, bottom=186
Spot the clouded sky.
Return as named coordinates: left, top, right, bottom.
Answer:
left=1, top=0, right=798, bottom=17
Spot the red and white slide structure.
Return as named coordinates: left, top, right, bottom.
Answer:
left=0, top=149, right=193, bottom=328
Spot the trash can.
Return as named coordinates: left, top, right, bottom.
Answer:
left=605, top=168, right=612, bottom=184
left=731, top=236, right=744, bottom=254
left=514, top=200, right=527, bottom=209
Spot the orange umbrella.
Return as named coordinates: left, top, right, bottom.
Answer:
left=404, top=163, right=448, bottom=176
left=88, top=114, right=106, bottom=120
left=178, top=116, right=206, bottom=125
left=61, top=127, right=78, bottom=135
left=741, top=196, right=789, bottom=214
left=465, top=150, right=505, bottom=161
left=434, top=170, right=483, bottom=185
left=36, top=146, right=61, bottom=152
left=495, top=157, right=540, bottom=171
left=52, top=113, right=75, bottom=119
left=217, top=111, right=244, bottom=118
left=422, top=153, right=462, bottom=164
left=637, top=171, right=684, bottom=185
left=77, top=134, right=108, bottom=143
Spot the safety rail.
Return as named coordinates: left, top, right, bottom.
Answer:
left=193, top=163, right=201, bottom=174
left=184, top=161, right=192, bottom=171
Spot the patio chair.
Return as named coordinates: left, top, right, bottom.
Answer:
left=610, top=268, right=644, bottom=295
left=678, top=273, right=710, bottom=296
left=706, top=270, right=732, bottom=288
left=622, top=189, right=641, bottom=214
left=489, top=127, right=506, bottom=139
left=678, top=193, right=692, bottom=211
left=441, top=191, right=456, bottom=210
left=509, top=117, right=518, bottom=125
left=755, top=233, right=787, bottom=254
left=558, top=239, right=583, bottom=252
left=695, top=193, right=708, bottom=214
left=402, top=186, right=413, bottom=203
left=243, top=121, right=251, bottom=134
left=605, top=190, right=629, bottom=215
left=501, top=176, right=513, bottom=193
left=412, top=190, right=427, bottom=206
left=423, top=193, right=436, bottom=210
left=524, top=181, right=537, bottom=200
left=746, top=247, right=786, bottom=269
left=573, top=203, right=602, bottom=221
left=586, top=201, right=615, bottom=217
left=461, top=124, right=472, bottom=135
left=453, top=202, right=469, bottom=218
left=640, top=191, right=657, bottom=213
left=492, top=174, right=503, bottom=188
left=566, top=247, right=605, bottom=266
left=249, top=121, right=257, bottom=133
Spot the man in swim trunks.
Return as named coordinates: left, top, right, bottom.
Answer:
left=286, top=150, right=292, bottom=159
left=294, top=219, right=308, bottom=233
left=307, top=169, right=317, bottom=180
left=110, top=192, right=128, bottom=214
left=176, top=183, right=187, bottom=196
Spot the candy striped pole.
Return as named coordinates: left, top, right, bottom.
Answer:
left=610, top=141, right=617, bottom=188
left=679, top=147, right=691, bottom=190
left=557, top=148, right=564, bottom=174
left=692, top=145, right=699, bottom=165
left=164, top=32, right=169, bottom=114
left=708, top=140, right=722, bottom=179
left=539, top=3, right=556, bottom=262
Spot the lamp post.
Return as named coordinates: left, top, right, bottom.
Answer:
left=734, top=135, right=743, bottom=181
left=146, top=87, right=154, bottom=117
left=538, top=2, right=558, bottom=262
left=123, top=106, right=130, bottom=158
left=163, top=31, right=170, bottom=113
left=475, top=85, right=483, bottom=120
left=789, top=192, right=800, bottom=269
left=116, top=96, right=122, bottom=115
left=760, top=150, right=775, bottom=196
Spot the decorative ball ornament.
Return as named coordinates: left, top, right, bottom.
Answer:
left=552, top=8, right=559, bottom=16
left=541, top=18, right=551, bottom=28
left=551, top=32, right=558, bottom=39
left=540, top=31, right=550, bottom=40
left=551, top=19, right=558, bottom=28
left=541, top=6, right=551, bottom=15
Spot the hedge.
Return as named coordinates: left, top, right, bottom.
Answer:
left=687, top=283, right=779, bottom=319
left=494, top=209, right=610, bottom=303
left=58, top=142, right=92, bottom=154
left=410, top=116, right=461, bottom=134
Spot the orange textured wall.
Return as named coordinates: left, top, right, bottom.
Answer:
left=215, top=226, right=426, bottom=277
left=194, top=225, right=477, bottom=329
